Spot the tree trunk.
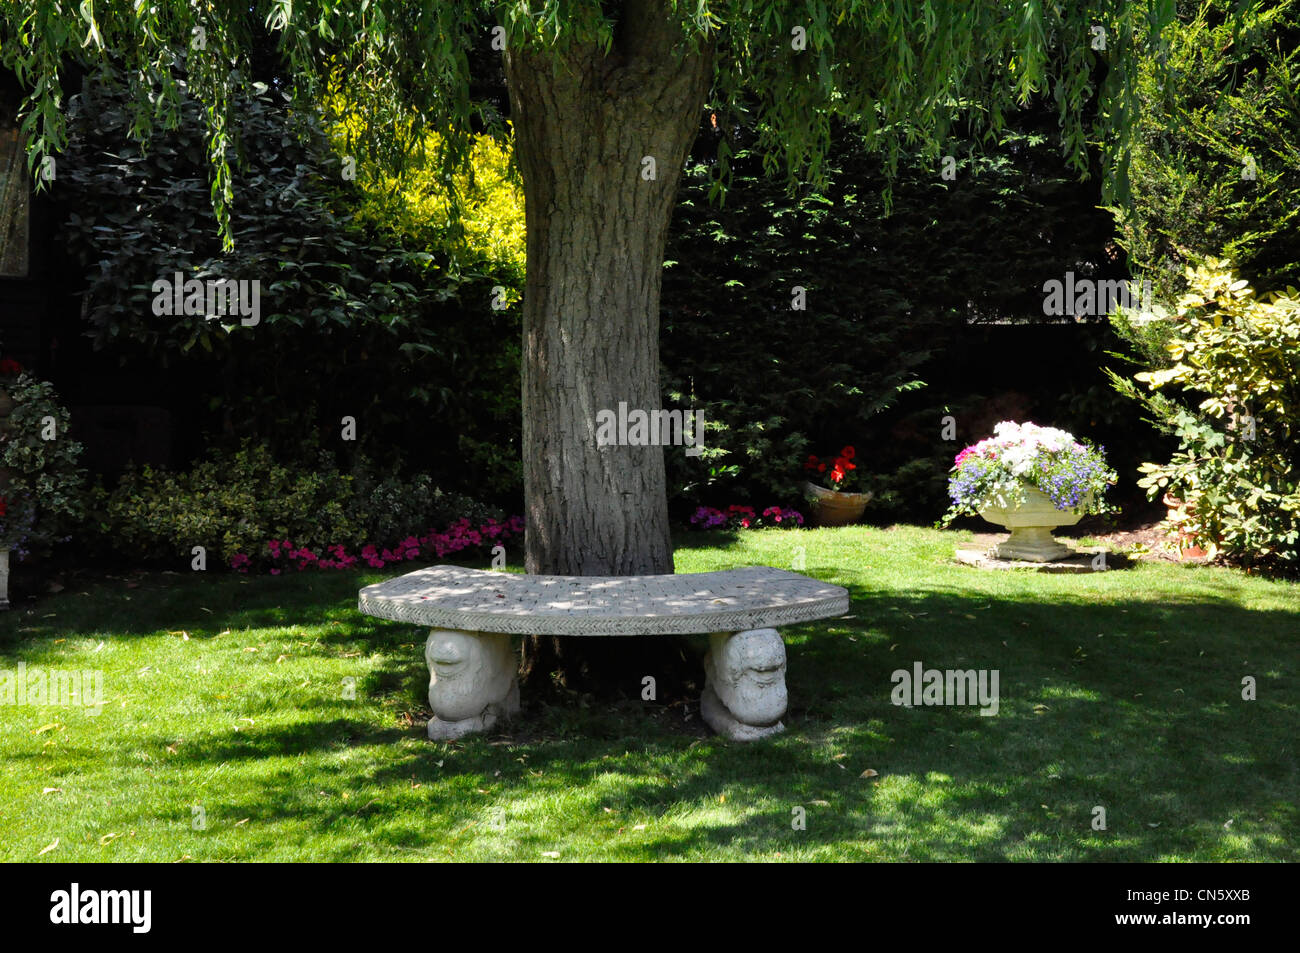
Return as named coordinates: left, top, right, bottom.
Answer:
left=505, top=3, right=712, bottom=695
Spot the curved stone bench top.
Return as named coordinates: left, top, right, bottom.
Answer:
left=358, top=565, right=850, bottom=636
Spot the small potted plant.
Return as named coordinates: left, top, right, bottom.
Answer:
left=942, top=421, right=1115, bottom=562
left=802, top=445, right=872, bottom=527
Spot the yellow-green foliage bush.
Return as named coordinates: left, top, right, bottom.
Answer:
left=1116, top=262, right=1300, bottom=569
left=332, top=104, right=525, bottom=290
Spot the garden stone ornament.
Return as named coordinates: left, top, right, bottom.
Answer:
left=360, top=566, right=849, bottom=742
left=701, top=628, right=788, bottom=741
left=424, top=629, right=520, bottom=740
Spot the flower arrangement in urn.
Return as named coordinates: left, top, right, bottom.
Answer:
left=942, top=421, right=1115, bottom=561
left=802, top=445, right=872, bottom=527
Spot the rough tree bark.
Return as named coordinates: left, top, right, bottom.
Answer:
left=504, top=2, right=713, bottom=694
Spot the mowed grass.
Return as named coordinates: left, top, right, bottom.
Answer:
left=1, top=525, right=1296, bottom=862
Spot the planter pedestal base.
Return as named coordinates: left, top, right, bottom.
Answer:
left=979, top=486, right=1089, bottom=564
left=991, top=527, right=1074, bottom=563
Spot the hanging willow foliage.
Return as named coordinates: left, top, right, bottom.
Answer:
left=1, top=0, right=1198, bottom=248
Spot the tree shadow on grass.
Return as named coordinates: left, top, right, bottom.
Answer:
left=128, top=569, right=1298, bottom=859
left=4, top=567, right=1296, bottom=860
left=0, top=570, right=413, bottom=657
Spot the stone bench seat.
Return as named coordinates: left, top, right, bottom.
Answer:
left=358, top=565, right=850, bottom=742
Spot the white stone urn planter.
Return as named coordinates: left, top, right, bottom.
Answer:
left=978, top=485, right=1090, bottom=562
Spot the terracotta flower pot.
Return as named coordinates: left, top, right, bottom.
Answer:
left=978, top=484, right=1090, bottom=562
left=803, top=481, right=872, bottom=527
left=1162, top=493, right=1207, bottom=559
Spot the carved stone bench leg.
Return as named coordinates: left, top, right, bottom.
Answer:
left=424, top=629, right=519, bottom=741
left=701, top=628, right=787, bottom=741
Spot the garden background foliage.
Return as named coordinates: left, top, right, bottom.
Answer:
left=1108, top=0, right=1300, bottom=570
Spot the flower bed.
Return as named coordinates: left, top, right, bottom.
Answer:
left=229, top=515, right=525, bottom=573
left=689, top=505, right=804, bottom=530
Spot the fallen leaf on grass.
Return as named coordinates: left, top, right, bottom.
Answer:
left=541, top=851, right=560, bottom=858
left=38, top=839, right=59, bottom=856
left=860, top=769, right=879, bottom=779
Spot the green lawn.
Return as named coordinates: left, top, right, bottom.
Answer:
left=1, top=525, right=1296, bottom=862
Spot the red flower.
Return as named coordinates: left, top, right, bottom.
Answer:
left=0, top=496, right=6, bottom=517
left=817, top=463, right=826, bottom=472
left=0, top=359, right=21, bottom=376
left=831, top=466, right=845, bottom=483
left=841, top=446, right=855, bottom=460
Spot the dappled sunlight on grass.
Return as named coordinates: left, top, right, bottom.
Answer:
left=0, top=525, right=1295, bottom=860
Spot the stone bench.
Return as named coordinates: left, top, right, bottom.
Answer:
left=357, top=565, right=850, bottom=742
